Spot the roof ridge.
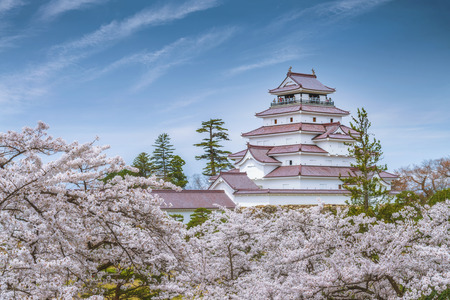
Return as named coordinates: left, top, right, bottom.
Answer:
left=289, top=72, right=316, bottom=78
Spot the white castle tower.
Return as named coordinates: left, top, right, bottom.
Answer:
left=209, top=68, right=397, bottom=206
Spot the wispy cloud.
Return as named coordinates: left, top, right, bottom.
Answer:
left=38, top=0, right=109, bottom=20
left=315, top=0, right=393, bottom=17
left=0, top=53, right=85, bottom=106
left=226, top=47, right=305, bottom=76
left=55, top=0, right=220, bottom=53
left=87, top=27, right=236, bottom=90
left=0, top=0, right=222, bottom=108
left=271, top=0, right=393, bottom=31
left=0, top=0, right=25, bottom=14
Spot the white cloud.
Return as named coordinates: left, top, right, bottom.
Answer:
left=0, top=53, right=84, bottom=106
left=0, top=0, right=25, bottom=14
left=226, top=48, right=305, bottom=76
left=316, top=0, right=392, bottom=17
left=39, top=0, right=108, bottom=20
left=55, top=0, right=220, bottom=53
left=85, top=27, right=236, bottom=90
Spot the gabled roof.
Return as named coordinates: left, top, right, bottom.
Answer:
left=228, top=149, right=247, bottom=158
left=264, top=165, right=398, bottom=179
left=255, top=104, right=350, bottom=117
left=312, top=124, right=357, bottom=141
left=242, top=122, right=326, bottom=137
left=155, top=190, right=235, bottom=209
left=215, top=171, right=260, bottom=191
left=230, top=144, right=328, bottom=161
left=268, top=144, right=328, bottom=155
left=236, top=145, right=281, bottom=165
left=269, top=72, right=335, bottom=94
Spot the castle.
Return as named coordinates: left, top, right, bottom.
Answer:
left=208, top=69, right=397, bottom=206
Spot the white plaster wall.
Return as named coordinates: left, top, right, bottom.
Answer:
left=270, top=153, right=353, bottom=166
left=315, top=140, right=352, bottom=156
left=255, top=178, right=301, bottom=189
left=240, top=159, right=265, bottom=179
left=212, top=181, right=236, bottom=201
left=262, top=114, right=342, bottom=126
left=248, top=132, right=316, bottom=146
left=234, top=193, right=349, bottom=207
left=255, top=177, right=344, bottom=190
left=299, top=177, right=345, bottom=189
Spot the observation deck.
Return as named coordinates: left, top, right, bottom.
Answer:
left=270, top=97, right=334, bottom=107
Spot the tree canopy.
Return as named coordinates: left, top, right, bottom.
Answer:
left=132, top=151, right=154, bottom=177
left=341, top=107, right=389, bottom=211
left=151, top=133, right=175, bottom=180
left=194, top=118, right=233, bottom=177
left=167, top=155, right=188, bottom=188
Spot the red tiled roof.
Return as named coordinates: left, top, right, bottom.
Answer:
left=265, top=165, right=397, bottom=179
left=250, top=147, right=280, bottom=164
left=209, top=168, right=240, bottom=182
left=229, top=149, right=247, bottom=158
left=255, top=104, right=349, bottom=117
left=312, top=124, right=357, bottom=141
left=242, top=122, right=325, bottom=137
left=234, top=145, right=280, bottom=165
left=269, top=72, right=335, bottom=93
left=267, top=144, right=328, bottom=154
left=155, top=190, right=235, bottom=209
left=378, top=171, right=398, bottom=179
left=218, top=172, right=260, bottom=190
left=265, top=165, right=355, bottom=178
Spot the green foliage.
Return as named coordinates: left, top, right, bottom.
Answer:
left=420, top=288, right=450, bottom=300
left=151, top=133, right=174, bottom=180
left=428, top=188, right=450, bottom=206
left=169, top=214, right=184, bottom=223
left=132, top=152, right=154, bottom=178
left=186, top=208, right=212, bottom=229
left=82, top=267, right=163, bottom=299
left=341, top=107, right=389, bottom=212
left=194, top=118, right=233, bottom=176
left=102, top=169, right=138, bottom=183
left=167, top=155, right=188, bottom=188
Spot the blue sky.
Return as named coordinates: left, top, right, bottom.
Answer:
left=0, top=0, right=449, bottom=178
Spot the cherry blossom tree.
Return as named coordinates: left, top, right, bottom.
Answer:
left=183, top=203, right=450, bottom=299
left=0, top=122, right=187, bottom=299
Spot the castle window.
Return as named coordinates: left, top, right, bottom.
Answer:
left=338, top=184, right=342, bottom=190
left=289, top=160, right=293, bottom=165
left=330, top=118, right=334, bottom=123
left=313, top=117, right=317, bottom=122
left=274, top=119, right=277, bottom=124
left=290, top=117, right=293, bottom=122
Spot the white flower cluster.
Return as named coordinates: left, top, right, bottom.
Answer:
left=182, top=203, right=449, bottom=299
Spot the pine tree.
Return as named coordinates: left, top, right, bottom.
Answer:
left=132, top=152, right=154, bottom=177
left=194, top=118, right=233, bottom=177
left=167, top=155, right=188, bottom=188
left=151, top=133, right=174, bottom=180
left=341, top=107, right=390, bottom=212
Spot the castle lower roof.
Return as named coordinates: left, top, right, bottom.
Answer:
left=242, top=123, right=323, bottom=137
left=265, top=165, right=397, bottom=179
left=155, top=190, right=235, bottom=209
left=255, top=104, right=350, bottom=117
left=216, top=171, right=260, bottom=191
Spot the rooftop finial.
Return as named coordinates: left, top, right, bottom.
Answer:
left=312, top=68, right=316, bottom=76
left=288, top=66, right=292, bottom=73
